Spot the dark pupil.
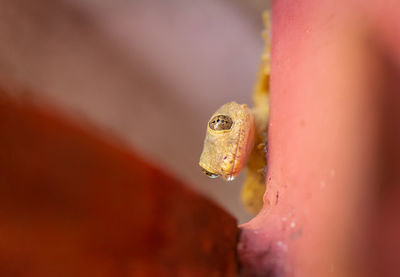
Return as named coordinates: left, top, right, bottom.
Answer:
left=209, top=115, right=233, bottom=131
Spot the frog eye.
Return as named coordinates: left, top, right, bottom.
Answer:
left=201, top=167, right=219, bottom=178
left=208, top=115, right=233, bottom=131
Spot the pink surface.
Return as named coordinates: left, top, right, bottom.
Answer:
left=239, top=0, right=400, bottom=276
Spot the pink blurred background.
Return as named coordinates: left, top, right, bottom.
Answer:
left=0, top=0, right=270, bottom=223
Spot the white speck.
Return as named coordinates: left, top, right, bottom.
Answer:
left=281, top=217, right=287, bottom=222
left=226, top=175, right=235, bottom=181
left=276, top=241, right=288, bottom=252
left=320, top=180, right=326, bottom=189
left=290, top=221, right=296, bottom=228
left=330, top=169, right=336, bottom=177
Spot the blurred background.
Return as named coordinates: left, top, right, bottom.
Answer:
left=0, top=0, right=270, bottom=223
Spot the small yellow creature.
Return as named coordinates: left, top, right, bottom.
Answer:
left=199, top=12, right=271, bottom=214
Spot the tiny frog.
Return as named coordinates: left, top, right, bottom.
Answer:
left=199, top=12, right=271, bottom=214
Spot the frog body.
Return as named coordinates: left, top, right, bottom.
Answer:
left=199, top=12, right=270, bottom=214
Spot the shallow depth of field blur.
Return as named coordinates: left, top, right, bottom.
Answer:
left=0, top=0, right=270, bottom=223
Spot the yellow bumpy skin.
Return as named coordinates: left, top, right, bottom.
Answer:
left=199, top=102, right=255, bottom=181
left=199, top=12, right=270, bottom=214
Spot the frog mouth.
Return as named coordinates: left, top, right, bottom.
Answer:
left=200, top=165, right=236, bottom=181
left=200, top=167, right=219, bottom=178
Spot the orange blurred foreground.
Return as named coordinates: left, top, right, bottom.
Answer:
left=0, top=90, right=238, bottom=276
